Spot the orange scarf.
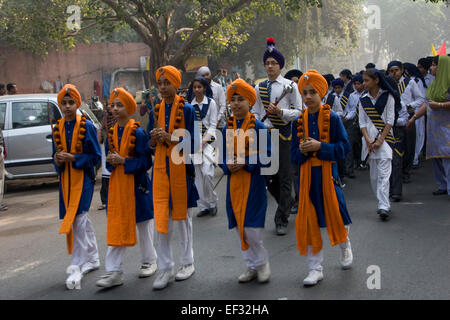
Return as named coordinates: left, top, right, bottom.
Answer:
left=106, top=119, right=139, bottom=246
left=228, top=112, right=256, bottom=251
left=295, top=105, right=348, bottom=256
left=153, top=95, right=188, bottom=235
left=55, top=114, right=86, bottom=254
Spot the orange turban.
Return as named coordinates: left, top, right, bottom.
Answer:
left=57, top=84, right=82, bottom=108
left=156, top=65, right=182, bottom=90
left=226, top=79, right=257, bottom=106
left=297, top=69, right=328, bottom=99
left=109, top=87, right=137, bottom=115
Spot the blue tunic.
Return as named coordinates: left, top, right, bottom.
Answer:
left=148, top=102, right=200, bottom=210
left=291, top=110, right=352, bottom=227
left=52, top=119, right=101, bottom=220
left=106, top=126, right=154, bottom=223
left=220, top=119, right=271, bottom=229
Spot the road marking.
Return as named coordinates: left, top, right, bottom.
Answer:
left=0, top=260, right=44, bottom=281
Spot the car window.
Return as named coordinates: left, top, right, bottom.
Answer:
left=0, top=103, right=6, bottom=130
left=12, top=101, right=58, bottom=129
left=50, top=102, right=62, bottom=124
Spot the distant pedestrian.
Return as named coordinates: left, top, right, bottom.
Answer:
left=0, top=84, right=6, bottom=96
left=6, top=83, right=17, bottom=95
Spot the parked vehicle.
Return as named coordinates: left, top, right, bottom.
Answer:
left=0, top=94, right=101, bottom=183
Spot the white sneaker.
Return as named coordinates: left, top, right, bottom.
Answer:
left=257, top=262, right=271, bottom=283
left=139, top=262, right=157, bottom=278
left=175, top=264, right=195, bottom=281
left=95, top=271, right=124, bottom=288
left=303, top=270, right=324, bottom=286
left=339, top=243, right=353, bottom=270
left=66, top=265, right=82, bottom=290
left=153, top=269, right=175, bottom=290
left=238, top=268, right=257, bottom=283
left=81, top=260, right=100, bottom=275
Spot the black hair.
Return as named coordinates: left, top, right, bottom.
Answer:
left=0, top=84, right=5, bottom=90
left=431, top=55, right=439, bottom=66
left=7, top=83, right=16, bottom=91
left=365, top=63, right=376, bottom=69
left=417, top=57, right=432, bottom=70
left=339, top=69, right=353, bottom=79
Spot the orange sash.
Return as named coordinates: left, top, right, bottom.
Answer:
left=228, top=112, right=255, bottom=251
left=57, top=114, right=85, bottom=254
left=295, top=105, right=348, bottom=256
left=106, top=120, right=138, bottom=246
left=153, top=95, right=188, bottom=235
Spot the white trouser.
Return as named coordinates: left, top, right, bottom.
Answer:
left=369, top=158, right=392, bottom=211
left=413, top=117, right=425, bottom=165
left=105, top=219, right=157, bottom=272
left=237, top=227, right=268, bottom=270
left=194, top=158, right=218, bottom=211
left=70, top=211, right=99, bottom=267
left=307, top=226, right=351, bottom=272
left=156, top=208, right=194, bottom=271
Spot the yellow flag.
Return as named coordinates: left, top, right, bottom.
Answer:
left=432, top=44, right=437, bottom=56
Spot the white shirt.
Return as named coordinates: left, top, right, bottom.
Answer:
left=397, top=76, right=426, bottom=126
left=425, top=73, right=435, bottom=88
left=345, top=90, right=363, bottom=121
left=332, top=92, right=344, bottom=117
left=253, top=74, right=303, bottom=128
left=359, top=89, right=395, bottom=160
left=190, top=96, right=218, bottom=139
left=210, top=80, right=227, bottom=127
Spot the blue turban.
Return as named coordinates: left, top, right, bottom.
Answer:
left=331, top=78, right=345, bottom=88
left=284, top=69, right=303, bottom=80
left=387, top=61, right=403, bottom=71
left=263, top=37, right=285, bottom=69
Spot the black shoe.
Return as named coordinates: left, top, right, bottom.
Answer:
left=197, top=209, right=210, bottom=217
left=347, top=172, right=356, bottom=179
left=391, top=195, right=402, bottom=202
left=432, top=189, right=447, bottom=196
left=276, top=225, right=287, bottom=236
left=377, top=209, right=390, bottom=221
left=412, top=164, right=419, bottom=170
left=209, top=207, right=217, bottom=216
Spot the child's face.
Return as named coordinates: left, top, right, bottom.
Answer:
left=110, top=98, right=129, bottom=121
left=193, top=81, right=205, bottom=100
left=301, top=84, right=322, bottom=109
left=230, top=94, right=250, bottom=120
left=354, top=81, right=364, bottom=93
left=362, top=74, right=379, bottom=92
left=157, top=75, right=177, bottom=100
left=389, top=66, right=403, bottom=82
left=60, top=96, right=78, bottom=119
left=333, top=85, right=343, bottom=95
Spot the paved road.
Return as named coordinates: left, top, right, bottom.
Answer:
left=0, top=160, right=448, bottom=300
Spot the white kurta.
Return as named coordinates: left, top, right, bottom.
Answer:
left=190, top=96, right=219, bottom=211
left=359, top=89, right=395, bottom=211
left=253, top=74, right=303, bottom=128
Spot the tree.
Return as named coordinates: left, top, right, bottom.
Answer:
left=214, top=0, right=365, bottom=78
left=367, top=0, right=449, bottom=64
